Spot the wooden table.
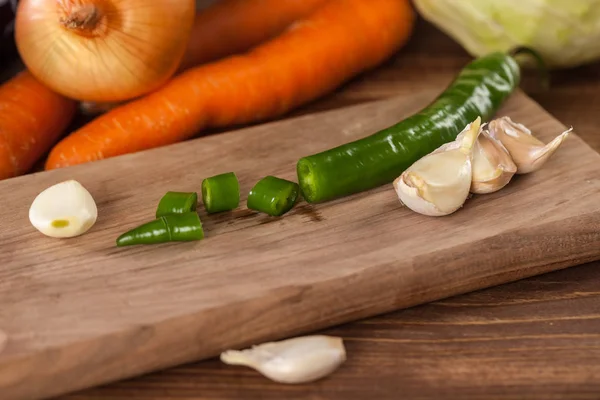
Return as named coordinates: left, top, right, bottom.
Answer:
left=56, top=19, right=600, bottom=400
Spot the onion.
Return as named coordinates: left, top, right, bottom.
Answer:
left=14, top=0, right=195, bottom=102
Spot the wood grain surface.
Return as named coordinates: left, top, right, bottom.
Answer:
left=56, top=17, right=600, bottom=400
left=64, top=264, right=600, bottom=400
left=3, top=83, right=598, bottom=400
left=1, top=13, right=599, bottom=400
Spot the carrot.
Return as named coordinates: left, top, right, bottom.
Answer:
left=45, top=0, right=415, bottom=170
left=79, top=0, right=329, bottom=116
left=179, top=0, right=329, bottom=71
left=0, top=71, right=76, bottom=179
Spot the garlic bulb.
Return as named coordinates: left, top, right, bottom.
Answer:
left=394, top=117, right=481, bottom=216
left=471, top=129, right=517, bottom=194
left=220, top=335, right=346, bottom=384
left=488, top=116, right=572, bottom=174
left=29, top=180, right=98, bottom=238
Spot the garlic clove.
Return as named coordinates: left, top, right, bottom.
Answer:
left=393, top=117, right=481, bottom=216
left=220, top=335, right=346, bottom=384
left=29, top=180, right=98, bottom=238
left=488, top=116, right=572, bottom=174
left=470, top=129, right=517, bottom=194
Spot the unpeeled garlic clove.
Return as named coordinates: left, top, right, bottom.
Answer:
left=29, top=180, right=98, bottom=238
left=220, top=335, right=346, bottom=384
left=393, top=117, right=481, bottom=216
left=470, top=129, right=517, bottom=194
left=488, top=116, right=572, bottom=174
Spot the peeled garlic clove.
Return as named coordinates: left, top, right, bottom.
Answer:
left=220, top=335, right=346, bottom=384
left=488, top=116, right=572, bottom=174
left=29, top=180, right=98, bottom=238
left=470, top=130, right=517, bottom=194
left=394, top=117, right=481, bottom=216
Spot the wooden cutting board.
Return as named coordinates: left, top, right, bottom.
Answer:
left=1, top=89, right=599, bottom=400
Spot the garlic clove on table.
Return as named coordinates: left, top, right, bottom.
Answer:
left=29, top=180, right=98, bottom=238
left=470, top=129, right=517, bottom=194
left=394, top=117, right=481, bottom=216
left=220, top=335, right=346, bottom=384
left=488, top=116, right=572, bottom=174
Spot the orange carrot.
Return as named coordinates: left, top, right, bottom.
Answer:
left=0, top=71, right=75, bottom=179
left=78, top=0, right=329, bottom=116
left=46, top=0, right=415, bottom=170
left=179, top=0, right=329, bottom=71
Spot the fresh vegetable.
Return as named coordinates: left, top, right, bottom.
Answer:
left=488, top=117, right=572, bottom=174
left=45, top=0, right=416, bottom=169
left=220, top=335, right=346, bottom=384
left=395, top=115, right=572, bottom=217
left=179, top=0, right=328, bottom=71
left=0, top=71, right=76, bottom=180
left=78, top=0, right=329, bottom=115
left=247, top=176, right=299, bottom=217
left=470, top=129, right=517, bottom=194
left=413, top=0, right=600, bottom=69
left=394, top=118, right=480, bottom=217
left=29, top=180, right=98, bottom=238
left=296, top=51, right=521, bottom=204
left=116, top=212, right=204, bottom=247
left=201, top=172, right=240, bottom=214
left=155, top=191, right=198, bottom=218
left=78, top=0, right=330, bottom=115
left=14, top=0, right=196, bottom=102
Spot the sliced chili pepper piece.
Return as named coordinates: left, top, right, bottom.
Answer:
left=201, top=172, right=240, bottom=213
left=247, top=176, right=299, bottom=217
left=155, top=191, right=198, bottom=218
left=296, top=51, right=522, bottom=203
left=116, top=212, right=204, bottom=247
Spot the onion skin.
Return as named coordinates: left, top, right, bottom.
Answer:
left=14, top=0, right=195, bottom=102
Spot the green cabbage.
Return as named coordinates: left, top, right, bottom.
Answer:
left=413, top=0, right=600, bottom=69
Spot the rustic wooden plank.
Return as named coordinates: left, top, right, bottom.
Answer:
left=2, top=3, right=600, bottom=398
left=56, top=14, right=600, bottom=400
left=0, top=83, right=599, bottom=400
left=61, top=263, right=600, bottom=400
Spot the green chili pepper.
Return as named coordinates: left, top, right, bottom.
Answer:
left=155, top=191, right=198, bottom=218
left=247, top=176, right=299, bottom=217
left=296, top=51, right=522, bottom=203
left=116, top=212, right=204, bottom=247
left=201, top=172, right=240, bottom=213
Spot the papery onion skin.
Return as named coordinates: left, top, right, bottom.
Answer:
left=15, top=0, right=195, bottom=102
